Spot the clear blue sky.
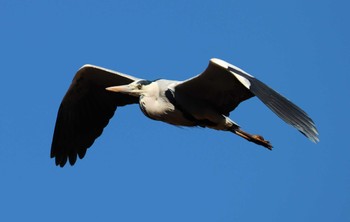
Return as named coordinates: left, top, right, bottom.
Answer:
left=1, top=0, right=349, bottom=221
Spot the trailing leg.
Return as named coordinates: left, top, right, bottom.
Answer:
left=229, top=126, right=273, bottom=150
left=194, top=112, right=273, bottom=149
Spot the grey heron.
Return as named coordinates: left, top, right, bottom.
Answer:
left=51, top=58, right=319, bottom=167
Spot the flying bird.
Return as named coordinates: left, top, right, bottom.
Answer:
left=51, top=58, right=319, bottom=167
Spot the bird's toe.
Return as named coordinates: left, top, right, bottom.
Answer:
left=252, top=135, right=273, bottom=150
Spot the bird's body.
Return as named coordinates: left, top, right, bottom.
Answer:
left=51, top=58, right=319, bottom=167
left=137, top=80, right=215, bottom=127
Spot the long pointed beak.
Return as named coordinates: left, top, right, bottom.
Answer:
left=106, top=85, right=131, bottom=93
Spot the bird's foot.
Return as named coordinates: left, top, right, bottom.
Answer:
left=250, top=134, right=272, bottom=150
left=232, top=128, right=273, bottom=150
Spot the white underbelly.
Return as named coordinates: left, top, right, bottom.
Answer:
left=140, top=97, right=196, bottom=126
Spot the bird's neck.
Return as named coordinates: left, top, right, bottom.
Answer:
left=140, top=82, right=160, bottom=98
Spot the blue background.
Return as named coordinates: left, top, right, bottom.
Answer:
left=1, top=0, right=349, bottom=221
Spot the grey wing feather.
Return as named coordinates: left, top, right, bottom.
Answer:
left=177, top=58, right=318, bottom=143
left=51, top=65, right=139, bottom=167
left=227, top=66, right=319, bottom=143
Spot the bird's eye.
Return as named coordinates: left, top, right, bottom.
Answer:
left=137, top=84, right=142, bottom=90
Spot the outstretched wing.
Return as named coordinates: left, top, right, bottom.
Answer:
left=175, top=59, right=254, bottom=116
left=51, top=65, right=139, bottom=167
left=175, top=58, right=319, bottom=142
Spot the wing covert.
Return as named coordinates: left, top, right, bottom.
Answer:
left=175, top=59, right=254, bottom=116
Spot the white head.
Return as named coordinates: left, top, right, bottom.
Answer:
left=106, top=80, right=154, bottom=97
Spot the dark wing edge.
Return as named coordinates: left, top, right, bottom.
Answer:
left=51, top=65, right=139, bottom=167
left=225, top=62, right=319, bottom=143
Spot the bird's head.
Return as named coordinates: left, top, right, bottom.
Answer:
left=106, top=80, right=153, bottom=97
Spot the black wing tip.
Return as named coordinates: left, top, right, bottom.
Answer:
left=50, top=153, right=69, bottom=167
left=51, top=156, right=77, bottom=167
left=50, top=128, right=101, bottom=167
left=301, top=132, right=319, bottom=144
left=310, top=136, right=320, bottom=143
left=298, top=122, right=320, bottom=144
left=284, top=113, right=320, bottom=144
left=51, top=149, right=86, bottom=167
